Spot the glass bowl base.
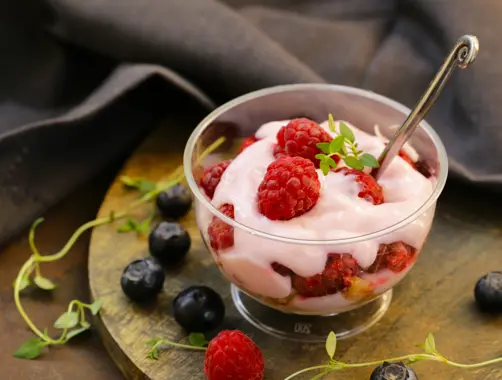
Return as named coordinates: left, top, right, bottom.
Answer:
left=231, top=284, right=392, bottom=343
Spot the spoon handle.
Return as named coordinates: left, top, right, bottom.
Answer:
left=373, top=35, right=479, bottom=180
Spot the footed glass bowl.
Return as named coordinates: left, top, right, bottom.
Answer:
left=184, top=84, right=448, bottom=342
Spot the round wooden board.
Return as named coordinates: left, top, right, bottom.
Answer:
left=89, top=122, right=502, bottom=380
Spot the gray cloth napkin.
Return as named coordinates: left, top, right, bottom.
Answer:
left=1, top=0, right=500, bottom=244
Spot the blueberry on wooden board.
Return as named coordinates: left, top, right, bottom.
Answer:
left=156, top=184, right=192, bottom=219
left=474, top=271, right=502, bottom=313
left=173, top=286, right=225, bottom=333
left=121, top=257, right=165, bottom=302
left=149, top=221, right=191, bottom=266
left=370, top=362, right=418, bottom=380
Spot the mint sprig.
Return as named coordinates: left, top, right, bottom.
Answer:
left=316, top=114, right=380, bottom=175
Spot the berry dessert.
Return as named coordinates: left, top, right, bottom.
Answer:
left=196, top=116, right=436, bottom=315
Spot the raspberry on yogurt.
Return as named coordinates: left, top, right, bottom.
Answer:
left=275, top=118, right=333, bottom=165
left=257, top=156, right=320, bottom=220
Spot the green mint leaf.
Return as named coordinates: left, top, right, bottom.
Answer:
left=188, top=333, right=209, bottom=347
left=80, top=320, right=90, bottom=329
left=343, top=156, right=364, bottom=170
left=149, top=349, right=159, bottom=360
left=117, top=218, right=138, bottom=233
left=315, top=153, right=327, bottom=161
left=328, top=113, right=336, bottom=132
left=316, top=142, right=331, bottom=154
left=329, top=136, right=345, bottom=154
left=341, top=145, right=348, bottom=156
left=65, top=326, right=90, bottom=340
left=424, top=333, right=436, bottom=355
left=320, top=161, right=330, bottom=176
left=360, top=153, right=380, bottom=168
left=138, top=180, right=156, bottom=194
left=13, top=338, right=45, bottom=360
left=33, top=275, right=57, bottom=291
left=325, top=331, right=337, bottom=360
left=54, top=311, right=79, bottom=329
left=137, top=219, right=150, bottom=233
left=325, top=157, right=337, bottom=169
left=13, top=275, right=31, bottom=291
left=339, top=122, right=355, bottom=143
left=145, top=338, right=163, bottom=347
left=90, top=299, right=103, bottom=316
left=120, top=176, right=156, bottom=194
left=120, top=176, right=137, bottom=187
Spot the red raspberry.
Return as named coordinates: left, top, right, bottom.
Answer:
left=257, top=156, right=320, bottom=220
left=292, top=254, right=362, bottom=297
left=239, top=136, right=258, bottom=152
left=275, top=118, right=332, bottom=165
left=368, top=241, right=417, bottom=273
left=200, top=160, right=231, bottom=199
left=204, top=330, right=264, bottom=380
left=208, top=204, right=234, bottom=252
left=272, top=144, right=287, bottom=158
left=336, top=167, right=384, bottom=205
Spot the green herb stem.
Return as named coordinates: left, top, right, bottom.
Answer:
left=285, top=353, right=502, bottom=379
left=13, top=136, right=225, bottom=358
left=160, top=340, right=207, bottom=352
left=13, top=257, right=49, bottom=342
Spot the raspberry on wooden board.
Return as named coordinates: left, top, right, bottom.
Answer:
left=204, top=330, right=264, bottom=380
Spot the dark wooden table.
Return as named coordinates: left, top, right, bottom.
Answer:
left=1, top=122, right=502, bottom=379
left=0, top=169, right=123, bottom=380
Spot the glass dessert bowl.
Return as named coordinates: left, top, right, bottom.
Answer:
left=184, top=84, right=448, bottom=342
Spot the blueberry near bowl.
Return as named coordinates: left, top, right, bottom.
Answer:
left=121, top=257, right=165, bottom=302
left=183, top=84, right=448, bottom=342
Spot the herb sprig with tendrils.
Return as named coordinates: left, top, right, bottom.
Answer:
left=315, top=114, right=380, bottom=175
left=283, top=332, right=502, bottom=379
left=11, top=137, right=225, bottom=359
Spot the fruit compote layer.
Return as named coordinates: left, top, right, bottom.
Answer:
left=197, top=119, right=436, bottom=315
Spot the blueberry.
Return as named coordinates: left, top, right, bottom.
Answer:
left=149, top=222, right=191, bottom=266
left=156, top=184, right=192, bottom=219
left=120, top=257, right=165, bottom=302
left=173, top=286, right=225, bottom=332
left=474, top=271, right=502, bottom=313
left=370, top=362, right=418, bottom=380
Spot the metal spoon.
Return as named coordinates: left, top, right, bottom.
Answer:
left=373, top=34, right=479, bottom=179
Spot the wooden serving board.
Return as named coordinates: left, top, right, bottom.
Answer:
left=89, top=122, right=502, bottom=380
